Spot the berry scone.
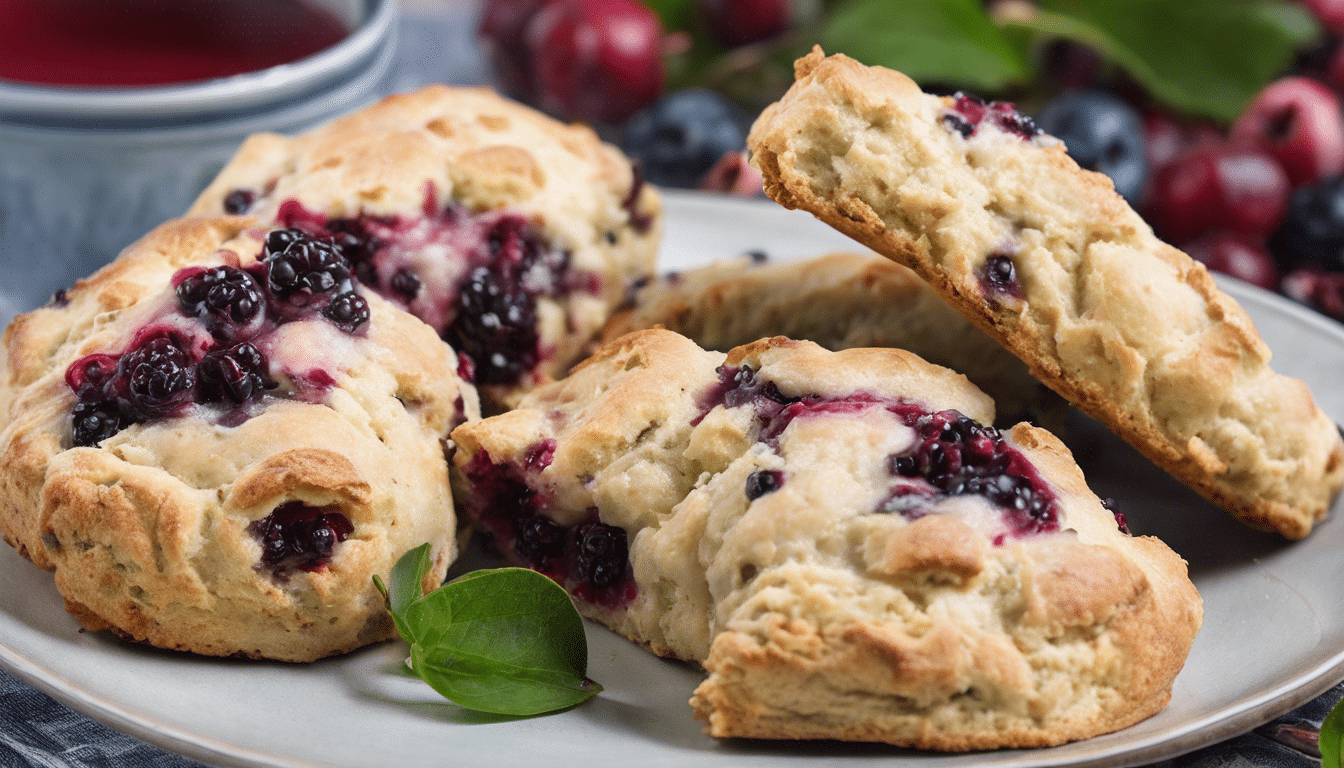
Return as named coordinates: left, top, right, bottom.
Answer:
left=450, top=329, right=1202, bottom=750
left=599, top=250, right=1056, bottom=425
left=748, top=48, right=1344, bottom=539
left=188, top=85, right=662, bottom=407
left=0, top=216, right=479, bottom=661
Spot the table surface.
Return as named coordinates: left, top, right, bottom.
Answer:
left=0, top=4, right=1340, bottom=767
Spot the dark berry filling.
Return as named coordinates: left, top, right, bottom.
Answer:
left=263, top=228, right=351, bottom=300
left=222, top=189, right=256, bottom=215
left=175, top=265, right=264, bottom=337
left=745, top=469, right=784, bottom=500
left=702, top=365, right=1060, bottom=538
left=248, top=501, right=353, bottom=575
left=460, top=448, right=637, bottom=608
left=979, top=252, right=1024, bottom=300
left=1102, top=497, right=1129, bottom=534
left=322, top=291, right=371, bottom=334
left=942, top=92, right=1041, bottom=140
left=885, top=409, right=1058, bottom=536
left=274, top=198, right=596, bottom=388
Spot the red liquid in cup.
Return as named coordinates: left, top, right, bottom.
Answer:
left=0, top=0, right=350, bottom=88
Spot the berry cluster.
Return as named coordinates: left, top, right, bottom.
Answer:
left=64, top=228, right=376, bottom=448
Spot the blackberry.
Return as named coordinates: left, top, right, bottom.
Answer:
left=980, top=254, right=1022, bottom=299
left=444, top=265, right=539, bottom=385
left=197, top=343, right=271, bottom=405
left=322, top=291, right=371, bottom=333
left=222, top=189, right=256, bottom=215
left=513, top=516, right=567, bottom=571
left=263, top=228, right=350, bottom=298
left=71, top=401, right=131, bottom=447
left=573, top=522, right=627, bottom=588
left=389, top=268, right=422, bottom=301
left=120, top=330, right=197, bottom=418
left=745, top=469, right=784, bottom=500
left=249, top=501, right=354, bottom=573
left=176, top=266, right=263, bottom=332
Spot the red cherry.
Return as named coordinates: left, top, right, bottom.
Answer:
left=1182, top=232, right=1280, bottom=291
left=1230, top=76, right=1344, bottom=187
left=698, top=0, right=790, bottom=47
left=526, top=0, right=665, bottom=124
left=1144, top=144, right=1289, bottom=244
left=479, top=0, right=561, bottom=98
left=1301, top=0, right=1344, bottom=34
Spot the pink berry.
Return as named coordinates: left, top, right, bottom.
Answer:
left=1282, top=267, right=1344, bottom=320
left=1230, top=76, right=1344, bottom=187
left=479, top=0, right=560, bottom=98
left=1301, top=0, right=1344, bottom=33
left=526, top=0, right=665, bottom=124
left=1182, top=232, right=1279, bottom=291
left=698, top=0, right=790, bottom=47
left=1145, top=144, right=1289, bottom=244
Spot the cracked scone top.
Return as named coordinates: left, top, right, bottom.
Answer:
left=450, top=329, right=1202, bottom=750
left=599, top=250, right=1056, bottom=425
left=0, top=217, right=479, bottom=662
left=748, top=48, right=1344, bottom=539
left=189, top=85, right=662, bottom=407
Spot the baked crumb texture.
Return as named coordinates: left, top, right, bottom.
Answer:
left=190, top=85, right=662, bottom=408
left=747, top=48, right=1344, bottom=539
left=450, top=329, right=1202, bottom=750
left=0, top=217, right=477, bottom=661
left=599, top=250, right=1060, bottom=426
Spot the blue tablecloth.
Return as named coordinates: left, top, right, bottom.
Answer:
left=0, top=5, right=1340, bottom=767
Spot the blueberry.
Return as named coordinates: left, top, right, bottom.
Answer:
left=1270, top=176, right=1344, bottom=271
left=1035, top=91, right=1147, bottom=204
left=619, top=89, right=746, bottom=188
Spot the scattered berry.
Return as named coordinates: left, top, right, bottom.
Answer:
left=1035, top=90, right=1147, bottom=203
left=1145, top=145, right=1289, bottom=243
left=572, top=522, right=628, bottom=588
left=322, top=291, right=371, bottom=333
left=980, top=253, right=1023, bottom=299
left=1231, top=76, right=1344, bottom=187
left=745, top=469, right=784, bottom=500
left=1270, top=175, right=1344, bottom=271
left=620, top=89, right=746, bottom=188
left=526, top=0, right=665, bottom=124
left=698, top=0, right=790, bottom=46
left=222, top=189, right=256, bottom=215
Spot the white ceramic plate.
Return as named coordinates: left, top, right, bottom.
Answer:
left=3, top=192, right=1344, bottom=768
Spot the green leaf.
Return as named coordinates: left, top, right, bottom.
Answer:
left=643, top=0, right=695, bottom=32
left=374, top=543, right=434, bottom=639
left=380, top=564, right=601, bottom=716
left=410, top=643, right=601, bottom=716
left=1322, top=695, right=1344, bottom=767
left=1005, top=0, right=1322, bottom=121
left=817, top=0, right=1030, bottom=91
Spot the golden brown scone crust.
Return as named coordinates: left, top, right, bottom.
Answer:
left=598, top=251, right=1057, bottom=424
left=0, top=217, right=478, bottom=661
left=189, top=85, right=662, bottom=405
left=451, top=330, right=1201, bottom=750
left=747, top=48, right=1344, bottom=539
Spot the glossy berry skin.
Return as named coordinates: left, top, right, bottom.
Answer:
left=526, top=0, right=665, bottom=124
left=1145, top=145, right=1289, bottom=244
left=120, top=330, right=197, bottom=418
left=197, top=342, right=271, bottom=405
left=620, top=89, right=746, bottom=188
left=263, top=228, right=351, bottom=299
left=572, top=522, right=627, bottom=588
left=322, top=291, right=371, bottom=333
left=175, top=265, right=263, bottom=337
left=745, top=469, right=784, bottom=500
left=698, top=0, right=789, bottom=46
left=1270, top=176, right=1344, bottom=271
left=71, top=401, right=131, bottom=447
left=1182, top=232, right=1279, bottom=291
left=1231, top=77, right=1344, bottom=187
left=478, top=0, right=560, bottom=98
left=249, top=501, right=354, bottom=574
left=1035, top=91, right=1147, bottom=204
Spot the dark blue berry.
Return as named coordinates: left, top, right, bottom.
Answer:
left=120, top=331, right=196, bottom=418
left=263, top=229, right=350, bottom=298
left=445, top=264, right=539, bottom=385
left=980, top=254, right=1022, bottom=299
left=1270, top=176, right=1344, bottom=271
left=176, top=266, right=263, bottom=333
left=222, top=189, right=256, bottom=215
left=573, top=522, right=627, bottom=589
left=197, top=343, right=271, bottom=405
left=71, top=401, right=131, bottom=447
left=389, top=268, right=421, bottom=300
left=322, top=291, right=371, bottom=333
left=745, top=469, right=784, bottom=500
left=619, top=89, right=746, bottom=188
left=1034, top=91, right=1147, bottom=204
left=248, top=501, right=353, bottom=573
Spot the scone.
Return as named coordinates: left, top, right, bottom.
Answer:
left=0, top=216, right=479, bottom=661
left=747, top=48, right=1344, bottom=539
left=599, top=250, right=1056, bottom=425
left=450, top=329, right=1202, bottom=750
left=189, top=85, right=662, bottom=407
